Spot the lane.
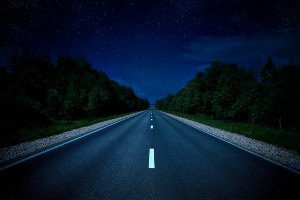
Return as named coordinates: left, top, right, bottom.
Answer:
left=0, top=111, right=154, bottom=199
left=0, top=109, right=299, bottom=200
left=152, top=110, right=299, bottom=199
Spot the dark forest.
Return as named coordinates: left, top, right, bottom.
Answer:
left=155, top=58, right=299, bottom=132
left=0, top=52, right=149, bottom=138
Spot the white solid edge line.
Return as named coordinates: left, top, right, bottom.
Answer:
left=149, top=148, right=155, bottom=168
left=0, top=111, right=145, bottom=171
left=158, top=111, right=300, bottom=175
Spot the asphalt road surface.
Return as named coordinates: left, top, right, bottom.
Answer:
left=0, top=109, right=299, bottom=200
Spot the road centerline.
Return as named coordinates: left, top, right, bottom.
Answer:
left=148, top=148, right=155, bottom=168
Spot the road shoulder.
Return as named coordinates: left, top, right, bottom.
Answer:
left=0, top=111, right=143, bottom=165
left=160, top=110, right=300, bottom=174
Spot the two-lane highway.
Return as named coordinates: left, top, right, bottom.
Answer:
left=0, top=109, right=299, bottom=199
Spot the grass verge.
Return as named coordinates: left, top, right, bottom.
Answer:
left=165, top=111, right=300, bottom=153
left=0, top=112, right=135, bottom=148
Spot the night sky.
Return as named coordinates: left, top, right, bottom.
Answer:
left=0, top=0, right=299, bottom=103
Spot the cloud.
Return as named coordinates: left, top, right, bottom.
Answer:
left=182, top=29, right=300, bottom=66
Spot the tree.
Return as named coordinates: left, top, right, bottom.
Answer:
left=86, top=86, right=110, bottom=116
left=0, top=51, right=149, bottom=134
left=155, top=59, right=299, bottom=132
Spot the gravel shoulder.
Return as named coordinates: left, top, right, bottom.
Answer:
left=0, top=111, right=143, bottom=164
left=161, top=111, right=300, bottom=173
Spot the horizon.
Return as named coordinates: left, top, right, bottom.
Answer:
left=0, top=1, right=299, bottom=199
left=1, top=0, right=299, bottom=103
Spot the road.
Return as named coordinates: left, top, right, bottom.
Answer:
left=0, top=109, right=299, bottom=200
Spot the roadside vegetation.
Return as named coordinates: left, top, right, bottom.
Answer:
left=0, top=51, right=149, bottom=147
left=155, top=59, right=300, bottom=151
left=166, top=111, right=300, bottom=152
left=0, top=112, right=134, bottom=148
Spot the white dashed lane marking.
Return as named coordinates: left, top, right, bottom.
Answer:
left=149, top=148, right=155, bottom=168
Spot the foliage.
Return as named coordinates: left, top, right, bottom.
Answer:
left=155, top=59, right=300, bottom=132
left=0, top=51, right=149, bottom=137
left=0, top=112, right=135, bottom=148
left=167, top=111, right=300, bottom=152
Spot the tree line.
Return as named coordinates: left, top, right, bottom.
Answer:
left=155, top=59, right=300, bottom=132
left=0, top=51, right=149, bottom=133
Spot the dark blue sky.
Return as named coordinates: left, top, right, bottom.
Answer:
left=0, top=0, right=299, bottom=102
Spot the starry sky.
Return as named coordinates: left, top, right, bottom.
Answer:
left=0, top=0, right=299, bottom=103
